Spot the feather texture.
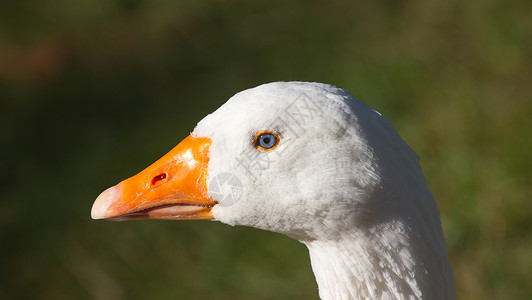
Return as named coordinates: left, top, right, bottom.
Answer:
left=192, top=82, right=454, bottom=299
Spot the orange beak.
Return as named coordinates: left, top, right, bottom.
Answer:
left=91, top=135, right=216, bottom=221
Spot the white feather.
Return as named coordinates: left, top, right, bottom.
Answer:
left=194, top=82, right=455, bottom=299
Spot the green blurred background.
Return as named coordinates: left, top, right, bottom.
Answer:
left=1, top=0, right=531, bottom=299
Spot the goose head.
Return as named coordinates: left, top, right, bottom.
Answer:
left=92, top=82, right=387, bottom=238
left=92, top=81, right=455, bottom=299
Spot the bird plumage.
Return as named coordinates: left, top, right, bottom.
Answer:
left=93, top=81, right=455, bottom=299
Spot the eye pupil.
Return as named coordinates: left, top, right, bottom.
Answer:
left=255, top=132, right=279, bottom=150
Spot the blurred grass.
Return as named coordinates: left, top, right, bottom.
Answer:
left=1, top=0, right=531, bottom=299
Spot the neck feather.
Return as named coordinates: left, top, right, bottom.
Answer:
left=304, top=221, right=455, bottom=300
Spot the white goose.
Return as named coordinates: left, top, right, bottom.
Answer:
left=92, top=82, right=455, bottom=299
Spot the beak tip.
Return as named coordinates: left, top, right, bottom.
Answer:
left=91, top=185, right=120, bottom=220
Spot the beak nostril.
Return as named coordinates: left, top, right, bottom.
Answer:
left=151, top=172, right=168, bottom=186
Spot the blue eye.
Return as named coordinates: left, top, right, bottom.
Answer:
left=255, top=131, right=279, bottom=150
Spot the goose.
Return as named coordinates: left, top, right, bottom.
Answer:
left=91, top=81, right=455, bottom=299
